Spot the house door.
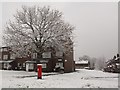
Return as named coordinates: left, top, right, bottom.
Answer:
left=26, top=63, right=29, bottom=71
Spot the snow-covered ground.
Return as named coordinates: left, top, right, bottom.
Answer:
left=0, top=69, right=118, bottom=88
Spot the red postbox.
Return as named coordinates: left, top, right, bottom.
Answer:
left=37, top=64, right=42, bottom=79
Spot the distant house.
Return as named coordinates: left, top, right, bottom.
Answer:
left=75, top=60, right=89, bottom=69
left=103, top=54, right=120, bottom=73
left=0, top=46, right=75, bottom=73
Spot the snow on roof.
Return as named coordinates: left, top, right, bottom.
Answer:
left=0, top=60, right=14, bottom=63
left=40, top=60, right=49, bottom=63
left=25, top=61, right=36, bottom=63
left=75, top=60, right=89, bottom=64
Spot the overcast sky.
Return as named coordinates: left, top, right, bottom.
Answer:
left=0, top=2, right=118, bottom=60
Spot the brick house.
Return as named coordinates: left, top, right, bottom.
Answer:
left=0, top=47, right=14, bottom=70
left=75, top=60, right=89, bottom=69
left=0, top=46, right=75, bottom=73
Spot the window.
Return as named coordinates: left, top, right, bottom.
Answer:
left=0, top=52, right=2, bottom=60
left=116, top=63, right=120, bottom=68
left=56, top=62, right=63, bottom=68
left=4, top=63, right=7, bottom=68
left=42, top=64, right=47, bottom=68
left=42, top=52, right=51, bottom=58
left=58, top=59, right=62, bottom=61
left=33, top=53, right=37, bottom=59
left=3, top=55, right=8, bottom=60
left=23, top=63, right=25, bottom=67
left=18, top=63, right=22, bottom=67
left=56, top=52, right=63, bottom=57
left=29, top=64, right=34, bottom=69
left=3, top=48, right=8, bottom=51
left=10, top=54, right=15, bottom=59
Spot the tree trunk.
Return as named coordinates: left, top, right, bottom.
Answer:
left=35, top=52, right=43, bottom=72
left=36, top=52, right=43, bottom=64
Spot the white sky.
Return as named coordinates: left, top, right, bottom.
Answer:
left=0, top=1, right=118, bottom=60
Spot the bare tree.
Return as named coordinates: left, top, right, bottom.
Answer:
left=95, top=56, right=106, bottom=70
left=3, top=6, right=74, bottom=61
left=79, top=55, right=90, bottom=61
left=89, top=57, right=96, bottom=69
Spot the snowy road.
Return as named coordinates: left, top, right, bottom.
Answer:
left=1, top=69, right=118, bottom=88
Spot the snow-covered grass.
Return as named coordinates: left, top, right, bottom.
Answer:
left=1, top=69, right=118, bottom=88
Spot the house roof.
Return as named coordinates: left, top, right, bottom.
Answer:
left=0, top=60, right=14, bottom=63
left=25, top=61, right=36, bottom=63
left=75, top=60, right=89, bottom=64
left=40, top=60, right=49, bottom=63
